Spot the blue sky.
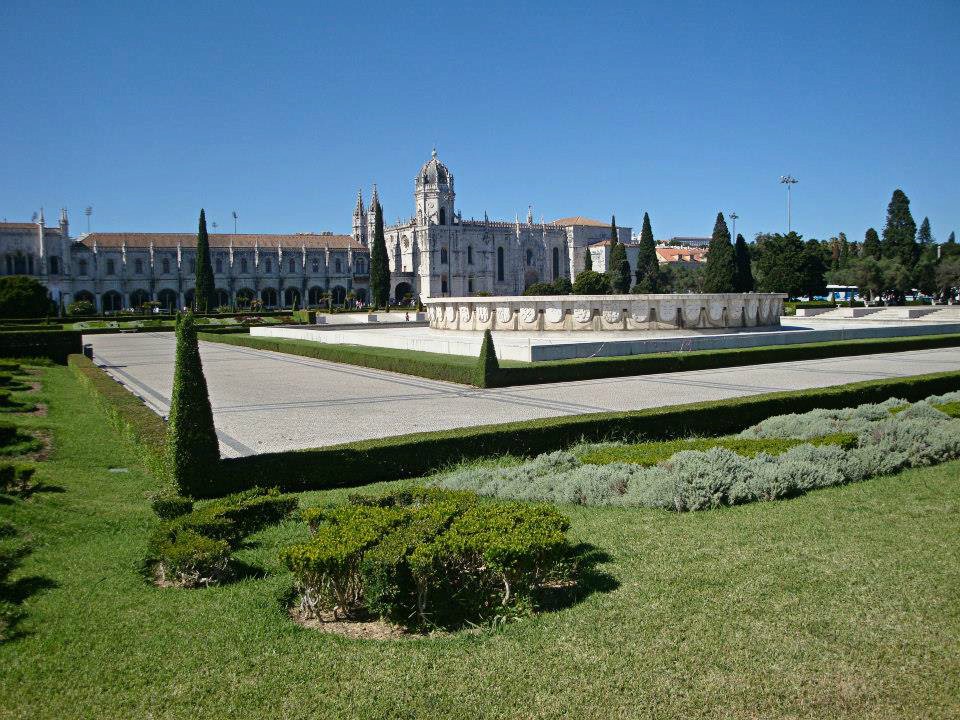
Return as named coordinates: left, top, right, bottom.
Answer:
left=2, top=1, right=958, bottom=243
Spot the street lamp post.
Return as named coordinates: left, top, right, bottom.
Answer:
left=779, top=175, right=798, bottom=233
left=729, top=211, right=739, bottom=241
left=84, top=206, right=93, bottom=233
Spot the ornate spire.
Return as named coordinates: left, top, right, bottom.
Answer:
left=371, top=183, right=379, bottom=208
left=38, top=207, right=45, bottom=225
left=354, top=188, right=364, bottom=214
left=527, top=205, right=533, bottom=225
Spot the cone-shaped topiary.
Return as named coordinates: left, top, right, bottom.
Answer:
left=703, top=212, right=737, bottom=293
left=166, top=311, right=220, bottom=497
left=194, top=209, right=216, bottom=312
left=476, top=329, right=500, bottom=388
left=370, top=195, right=390, bottom=309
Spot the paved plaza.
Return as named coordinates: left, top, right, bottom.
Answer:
left=86, top=332, right=960, bottom=458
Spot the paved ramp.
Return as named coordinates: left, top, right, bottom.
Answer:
left=85, top=333, right=960, bottom=457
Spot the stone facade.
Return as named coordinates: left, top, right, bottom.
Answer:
left=423, top=294, right=786, bottom=331
left=0, top=211, right=370, bottom=312
left=355, top=150, right=631, bottom=301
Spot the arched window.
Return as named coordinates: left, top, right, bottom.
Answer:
left=441, top=275, right=448, bottom=293
left=526, top=249, right=533, bottom=267
left=79, top=259, right=88, bottom=276
left=552, top=247, right=560, bottom=278
left=289, top=258, right=295, bottom=273
left=440, top=246, right=448, bottom=264
left=335, top=259, right=342, bottom=273
left=311, top=259, right=319, bottom=273
left=215, top=258, right=223, bottom=273
left=162, top=258, right=170, bottom=274
left=135, top=259, right=143, bottom=274
left=467, top=276, right=474, bottom=293
left=439, top=207, right=446, bottom=225
left=49, top=256, right=61, bottom=274
left=497, top=247, right=505, bottom=282
left=240, top=258, right=248, bottom=273
left=467, top=246, right=473, bottom=264
left=355, top=258, right=365, bottom=274
left=265, top=259, right=272, bottom=273
left=106, top=259, right=116, bottom=275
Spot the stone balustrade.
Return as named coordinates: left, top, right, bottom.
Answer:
left=422, top=294, right=786, bottom=331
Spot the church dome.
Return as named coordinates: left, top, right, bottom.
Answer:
left=418, top=148, right=451, bottom=186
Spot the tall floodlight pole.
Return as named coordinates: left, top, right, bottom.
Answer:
left=729, top=211, right=739, bottom=240
left=779, top=175, right=798, bottom=233
left=232, top=210, right=238, bottom=235
left=84, top=206, right=93, bottom=233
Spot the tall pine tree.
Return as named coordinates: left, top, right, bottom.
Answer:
left=733, top=233, right=754, bottom=292
left=881, top=189, right=918, bottom=265
left=917, top=216, right=933, bottom=245
left=703, top=212, right=737, bottom=293
left=607, top=215, right=631, bottom=293
left=583, top=247, right=593, bottom=271
left=369, top=191, right=390, bottom=308
left=194, top=209, right=216, bottom=312
left=862, top=228, right=882, bottom=259
left=633, top=211, right=660, bottom=292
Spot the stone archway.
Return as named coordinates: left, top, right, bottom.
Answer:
left=261, top=287, right=278, bottom=307
left=308, top=286, right=325, bottom=306
left=394, top=282, right=413, bottom=304
left=235, top=288, right=255, bottom=307
left=330, top=285, right=346, bottom=305
left=102, top=290, right=123, bottom=312
left=283, top=287, right=301, bottom=308
left=130, top=289, right=151, bottom=308
left=157, top=289, right=178, bottom=311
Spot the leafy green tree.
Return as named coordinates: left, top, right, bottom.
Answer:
left=193, top=209, right=216, bottom=312
left=733, top=233, right=754, bottom=292
left=661, top=263, right=705, bottom=293
left=607, top=221, right=631, bottom=294
left=838, top=232, right=851, bottom=269
left=582, top=247, right=593, bottom=271
left=862, top=228, right=882, bottom=259
left=936, top=257, right=960, bottom=299
left=572, top=269, right=609, bottom=295
left=633, top=212, right=660, bottom=293
left=369, top=195, right=390, bottom=308
left=754, top=232, right=805, bottom=296
left=800, top=239, right=828, bottom=298
left=553, top=277, right=572, bottom=294
left=881, top=189, right=918, bottom=265
left=476, top=329, right=500, bottom=388
left=166, top=312, right=220, bottom=496
left=702, top=213, right=737, bottom=293
left=0, top=276, right=53, bottom=318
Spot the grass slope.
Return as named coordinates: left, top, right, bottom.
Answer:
left=0, top=366, right=958, bottom=718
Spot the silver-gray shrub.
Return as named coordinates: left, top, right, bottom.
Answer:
left=435, top=396, right=960, bottom=512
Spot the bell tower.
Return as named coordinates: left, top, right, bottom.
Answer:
left=415, top=148, right=455, bottom=227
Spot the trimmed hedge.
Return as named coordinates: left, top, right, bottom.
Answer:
left=0, top=330, right=81, bottom=364
left=68, top=355, right=168, bottom=478
left=490, top=333, right=960, bottom=387
left=198, top=332, right=481, bottom=385
left=215, top=369, right=960, bottom=498
left=283, top=489, right=570, bottom=629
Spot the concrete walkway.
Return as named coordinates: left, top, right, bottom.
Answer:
left=85, top=332, right=960, bottom=458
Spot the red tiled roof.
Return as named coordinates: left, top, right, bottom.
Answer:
left=656, top=247, right=708, bottom=263
left=552, top=216, right=609, bottom=227
left=78, top=232, right=366, bottom=250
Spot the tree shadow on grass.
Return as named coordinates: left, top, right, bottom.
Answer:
left=226, top=558, right=268, bottom=583
left=535, top=542, right=619, bottom=613
left=0, top=575, right=59, bottom=643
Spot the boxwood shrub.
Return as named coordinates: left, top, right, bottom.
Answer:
left=0, top=330, right=82, bottom=364
left=283, top=489, right=571, bottom=630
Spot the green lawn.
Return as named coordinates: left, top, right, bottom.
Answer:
left=1, top=366, right=959, bottom=719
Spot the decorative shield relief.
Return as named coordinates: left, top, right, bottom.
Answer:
left=683, top=302, right=701, bottom=324
left=476, top=305, right=491, bottom=323
left=658, top=301, right=677, bottom=323
left=630, top=302, right=650, bottom=322
left=603, top=309, right=622, bottom=324
left=758, top=297, right=771, bottom=322
left=519, top=307, right=537, bottom=324
left=573, top=307, right=592, bottom=323
left=496, top=306, right=513, bottom=323
left=545, top=306, right=564, bottom=324
left=707, top=300, right=724, bottom=323
left=458, top=305, right=471, bottom=322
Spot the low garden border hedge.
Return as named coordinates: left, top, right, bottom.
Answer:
left=198, top=332, right=482, bottom=385
left=214, top=369, right=960, bottom=498
left=0, top=330, right=82, bottom=364
left=68, top=354, right=167, bottom=477
left=201, top=329, right=960, bottom=389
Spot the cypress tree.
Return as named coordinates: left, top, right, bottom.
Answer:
left=881, top=189, right=918, bottom=265
left=633, top=211, right=660, bottom=292
left=476, top=329, right=500, bottom=388
left=947, top=231, right=957, bottom=246
left=194, top=209, right=216, bottom=312
left=862, top=228, right=882, bottom=259
left=369, top=195, right=390, bottom=308
left=166, top=311, right=219, bottom=497
left=733, top=233, right=754, bottom=292
left=917, top=216, right=933, bottom=245
left=583, top=247, right=593, bottom=271
left=703, top=212, right=737, bottom=293
left=606, top=216, right=631, bottom=293
left=838, top=232, right=850, bottom=269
